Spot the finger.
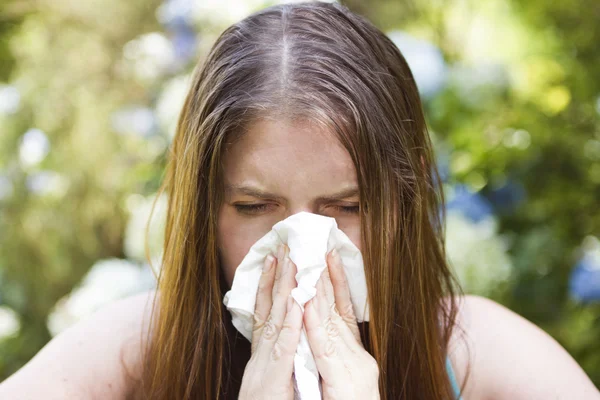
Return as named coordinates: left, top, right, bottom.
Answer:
left=272, top=244, right=286, bottom=299
left=273, top=245, right=295, bottom=299
left=268, top=295, right=303, bottom=382
left=251, top=254, right=277, bottom=353
left=327, top=248, right=361, bottom=343
left=322, top=266, right=335, bottom=305
left=304, top=297, right=364, bottom=383
left=303, top=299, right=345, bottom=379
left=317, top=266, right=363, bottom=352
left=255, top=246, right=297, bottom=355
left=313, top=270, right=331, bottom=326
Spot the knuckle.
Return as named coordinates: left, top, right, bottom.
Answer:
left=321, top=317, right=339, bottom=358
left=262, top=316, right=279, bottom=341
left=253, top=313, right=265, bottom=329
left=330, top=302, right=342, bottom=319
left=341, top=302, right=357, bottom=320
left=270, top=342, right=282, bottom=361
left=324, top=317, right=339, bottom=339
left=273, top=272, right=282, bottom=287
left=343, top=314, right=358, bottom=327
left=257, top=277, right=270, bottom=293
left=325, top=338, right=337, bottom=357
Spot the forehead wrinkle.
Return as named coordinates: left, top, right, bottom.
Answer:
left=224, top=183, right=359, bottom=203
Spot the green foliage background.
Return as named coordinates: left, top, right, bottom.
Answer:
left=0, top=0, right=598, bottom=388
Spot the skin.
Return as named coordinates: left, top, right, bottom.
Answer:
left=219, top=118, right=378, bottom=398
left=218, top=117, right=600, bottom=399
left=0, top=118, right=598, bottom=399
left=217, top=118, right=362, bottom=287
left=450, top=295, right=600, bottom=399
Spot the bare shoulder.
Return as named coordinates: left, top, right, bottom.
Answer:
left=0, top=289, right=158, bottom=400
left=445, top=295, right=599, bottom=400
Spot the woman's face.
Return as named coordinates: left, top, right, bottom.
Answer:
left=217, top=118, right=362, bottom=287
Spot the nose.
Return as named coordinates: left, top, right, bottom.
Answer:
left=285, top=204, right=318, bottom=219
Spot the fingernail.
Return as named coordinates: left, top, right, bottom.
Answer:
left=264, top=255, right=275, bottom=272
left=287, top=295, right=293, bottom=312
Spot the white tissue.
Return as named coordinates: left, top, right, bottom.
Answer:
left=223, top=211, right=370, bottom=400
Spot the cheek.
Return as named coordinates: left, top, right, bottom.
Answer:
left=217, top=209, right=363, bottom=288
left=336, top=217, right=362, bottom=253
left=217, top=206, right=275, bottom=288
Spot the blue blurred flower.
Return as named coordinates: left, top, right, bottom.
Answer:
left=446, top=184, right=494, bottom=223
left=569, top=240, right=600, bottom=303
left=486, top=180, right=526, bottom=214
left=156, top=0, right=195, bottom=29
left=157, top=0, right=198, bottom=66
left=435, top=151, right=451, bottom=183
left=171, top=26, right=198, bottom=64
left=387, top=31, right=448, bottom=99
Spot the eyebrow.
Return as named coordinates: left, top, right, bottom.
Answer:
left=224, top=184, right=360, bottom=203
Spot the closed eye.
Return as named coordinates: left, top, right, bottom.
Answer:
left=233, top=203, right=273, bottom=215
left=333, top=205, right=360, bottom=214
left=233, top=203, right=359, bottom=215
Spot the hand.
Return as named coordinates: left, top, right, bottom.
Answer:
left=303, top=249, right=380, bottom=400
left=239, top=245, right=303, bottom=400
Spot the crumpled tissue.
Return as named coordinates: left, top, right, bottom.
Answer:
left=223, top=211, right=370, bottom=400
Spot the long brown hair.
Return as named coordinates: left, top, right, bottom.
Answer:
left=128, top=1, right=468, bottom=399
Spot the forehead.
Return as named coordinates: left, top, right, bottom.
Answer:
left=222, top=118, right=357, bottom=190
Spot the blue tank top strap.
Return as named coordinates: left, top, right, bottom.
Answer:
left=445, top=356, right=462, bottom=399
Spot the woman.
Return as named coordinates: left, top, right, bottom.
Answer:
left=0, top=1, right=598, bottom=399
